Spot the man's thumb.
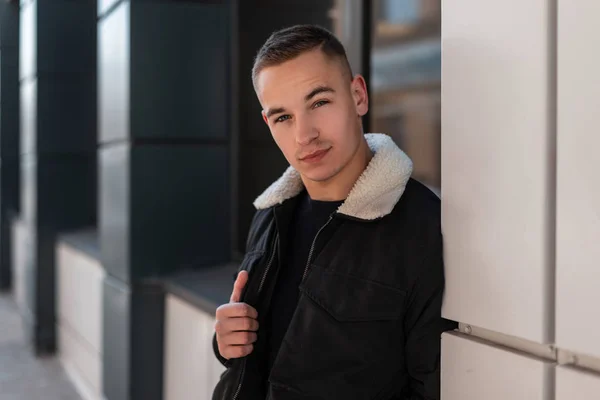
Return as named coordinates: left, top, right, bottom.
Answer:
left=230, top=270, right=248, bottom=303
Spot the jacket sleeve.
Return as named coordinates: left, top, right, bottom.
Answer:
left=213, top=333, right=232, bottom=368
left=212, top=210, right=262, bottom=367
left=399, top=232, right=458, bottom=400
left=212, top=268, right=240, bottom=367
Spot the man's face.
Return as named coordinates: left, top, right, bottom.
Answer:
left=256, top=49, right=369, bottom=183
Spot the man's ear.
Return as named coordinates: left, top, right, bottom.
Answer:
left=351, top=74, right=369, bottom=117
left=261, top=110, right=269, bottom=125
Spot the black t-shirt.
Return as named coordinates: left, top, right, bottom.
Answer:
left=266, top=190, right=343, bottom=375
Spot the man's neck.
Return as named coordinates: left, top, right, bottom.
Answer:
left=302, top=138, right=373, bottom=202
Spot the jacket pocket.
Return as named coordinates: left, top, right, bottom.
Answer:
left=300, top=266, right=407, bottom=322
left=269, top=266, right=407, bottom=400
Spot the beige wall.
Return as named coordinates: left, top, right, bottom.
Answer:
left=555, top=0, right=600, bottom=362
left=56, top=243, right=105, bottom=400
left=163, top=294, right=225, bottom=400
left=441, top=0, right=600, bottom=398
left=11, top=219, right=31, bottom=323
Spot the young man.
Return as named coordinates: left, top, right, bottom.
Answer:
left=213, top=25, right=455, bottom=400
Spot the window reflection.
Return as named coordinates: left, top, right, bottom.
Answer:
left=371, top=0, right=441, bottom=193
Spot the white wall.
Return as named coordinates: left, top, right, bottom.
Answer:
left=55, top=242, right=228, bottom=400
left=163, top=294, right=225, bottom=400
left=56, top=242, right=105, bottom=400
left=441, top=0, right=600, bottom=398
left=442, top=333, right=553, bottom=400
left=556, top=367, right=600, bottom=400
left=555, top=0, right=600, bottom=361
left=441, top=0, right=555, bottom=344
left=11, top=218, right=32, bottom=325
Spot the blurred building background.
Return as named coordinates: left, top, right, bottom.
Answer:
left=0, top=0, right=598, bottom=400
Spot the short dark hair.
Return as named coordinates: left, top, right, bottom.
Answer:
left=252, top=24, right=352, bottom=89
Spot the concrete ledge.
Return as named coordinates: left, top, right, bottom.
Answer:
left=59, top=228, right=100, bottom=262
left=162, top=263, right=238, bottom=316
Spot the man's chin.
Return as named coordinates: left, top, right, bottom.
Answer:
left=299, top=167, right=338, bottom=184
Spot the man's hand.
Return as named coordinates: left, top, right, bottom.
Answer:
left=214, top=271, right=259, bottom=360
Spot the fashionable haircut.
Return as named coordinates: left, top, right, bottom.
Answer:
left=252, top=24, right=353, bottom=89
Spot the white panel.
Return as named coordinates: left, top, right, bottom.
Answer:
left=203, top=311, right=226, bottom=399
left=441, top=333, right=553, bottom=400
left=59, top=324, right=103, bottom=400
left=20, top=79, right=37, bottom=155
left=556, top=366, right=600, bottom=400
left=19, top=0, right=36, bottom=80
left=164, top=295, right=225, bottom=400
left=98, top=0, right=120, bottom=16
left=56, top=244, right=105, bottom=354
left=555, top=0, right=600, bottom=359
left=11, top=219, right=31, bottom=317
left=55, top=243, right=105, bottom=400
left=98, top=1, right=129, bottom=143
left=441, top=0, right=553, bottom=342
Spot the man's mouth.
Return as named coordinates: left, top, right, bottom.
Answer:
left=299, top=148, right=330, bottom=163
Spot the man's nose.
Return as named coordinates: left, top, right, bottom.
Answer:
left=295, top=117, right=318, bottom=146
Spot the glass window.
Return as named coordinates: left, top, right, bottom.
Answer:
left=371, top=0, right=441, bottom=194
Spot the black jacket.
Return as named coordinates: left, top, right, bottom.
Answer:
left=213, top=134, right=456, bottom=400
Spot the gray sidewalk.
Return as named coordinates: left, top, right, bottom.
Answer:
left=0, top=293, right=81, bottom=400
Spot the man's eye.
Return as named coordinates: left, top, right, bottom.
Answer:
left=313, top=100, right=329, bottom=108
left=275, top=115, right=291, bottom=123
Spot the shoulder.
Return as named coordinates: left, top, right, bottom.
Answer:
left=387, top=180, right=444, bottom=286
left=401, top=178, right=440, bottom=210
left=383, top=178, right=442, bottom=254
left=393, top=178, right=441, bottom=225
left=245, top=208, right=275, bottom=253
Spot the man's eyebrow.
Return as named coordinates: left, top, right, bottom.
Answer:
left=264, top=86, right=334, bottom=119
left=265, top=107, right=286, bottom=119
left=305, top=86, right=335, bottom=102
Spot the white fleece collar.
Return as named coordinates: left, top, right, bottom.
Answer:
left=253, top=133, right=413, bottom=220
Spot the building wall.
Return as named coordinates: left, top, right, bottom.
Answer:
left=13, top=0, right=97, bottom=355
left=56, top=238, right=105, bottom=400
left=0, top=2, right=21, bottom=291
left=554, top=0, right=600, bottom=364
left=163, top=295, right=225, bottom=400
left=97, top=2, right=233, bottom=399
left=441, top=0, right=600, bottom=398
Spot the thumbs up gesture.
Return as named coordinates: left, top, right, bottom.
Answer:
left=214, top=271, right=259, bottom=360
